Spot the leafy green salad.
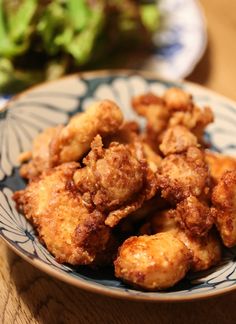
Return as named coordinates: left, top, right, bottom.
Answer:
left=0, top=0, right=160, bottom=93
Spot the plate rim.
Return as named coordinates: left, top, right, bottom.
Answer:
left=1, top=69, right=236, bottom=302
left=177, top=0, right=208, bottom=78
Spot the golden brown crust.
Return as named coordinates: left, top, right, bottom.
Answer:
left=140, top=210, right=221, bottom=272
left=173, top=196, right=214, bottom=238
left=114, top=232, right=192, bottom=290
left=205, top=150, right=236, bottom=183
left=13, top=163, right=112, bottom=265
left=18, top=100, right=124, bottom=180
left=160, top=125, right=198, bottom=156
left=19, top=126, right=62, bottom=180
left=74, top=136, right=158, bottom=227
left=132, top=92, right=170, bottom=151
left=158, top=147, right=210, bottom=203
left=212, top=170, right=236, bottom=247
left=49, top=100, right=124, bottom=166
left=176, top=230, right=221, bottom=272
left=164, top=87, right=193, bottom=112
left=142, top=142, right=162, bottom=172
left=132, top=88, right=213, bottom=152
left=13, top=89, right=233, bottom=290
left=168, top=106, right=214, bottom=144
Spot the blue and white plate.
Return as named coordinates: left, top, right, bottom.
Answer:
left=0, top=71, right=236, bottom=302
left=144, top=0, right=207, bottom=79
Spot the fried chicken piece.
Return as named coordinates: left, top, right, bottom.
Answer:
left=205, top=150, right=236, bottom=183
left=132, top=92, right=165, bottom=116
left=13, top=163, right=112, bottom=265
left=18, top=100, right=123, bottom=180
left=114, top=232, right=192, bottom=290
left=164, top=88, right=214, bottom=143
left=172, top=196, right=214, bottom=238
left=132, top=88, right=213, bottom=151
left=158, top=147, right=210, bottom=203
left=140, top=210, right=221, bottom=272
left=73, top=135, right=158, bottom=228
left=142, top=142, right=162, bottom=172
left=164, top=87, right=192, bottom=111
left=132, top=92, right=170, bottom=150
left=160, top=125, right=198, bottom=156
left=168, top=105, right=214, bottom=144
left=176, top=229, right=221, bottom=272
left=212, top=170, right=236, bottom=247
left=19, top=126, right=62, bottom=180
left=49, top=100, right=123, bottom=166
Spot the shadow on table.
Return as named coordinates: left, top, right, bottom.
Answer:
left=6, top=247, right=236, bottom=324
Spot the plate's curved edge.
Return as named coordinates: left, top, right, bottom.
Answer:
left=3, top=69, right=236, bottom=111
left=180, top=0, right=208, bottom=78
left=149, top=0, right=208, bottom=79
left=1, top=69, right=236, bottom=301
left=1, top=234, right=235, bottom=302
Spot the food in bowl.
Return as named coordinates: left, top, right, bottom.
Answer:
left=13, top=87, right=236, bottom=291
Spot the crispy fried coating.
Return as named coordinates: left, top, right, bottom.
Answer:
left=158, top=147, right=210, bottom=203
left=19, top=126, right=61, bottom=180
left=73, top=135, right=158, bottom=227
left=13, top=163, right=112, bottom=265
left=143, top=142, right=162, bottom=172
left=168, top=106, right=213, bottom=144
left=205, top=150, right=236, bottom=183
left=160, top=125, right=198, bottom=156
left=49, top=100, right=123, bottom=166
left=176, top=229, right=221, bottom=272
left=114, top=232, right=192, bottom=290
left=140, top=211, right=221, bottom=272
left=132, top=88, right=213, bottom=151
left=18, top=100, right=123, bottom=180
left=164, top=87, right=192, bottom=112
left=212, top=170, right=236, bottom=247
left=132, top=92, right=165, bottom=115
left=172, top=196, right=214, bottom=238
left=132, top=92, right=170, bottom=149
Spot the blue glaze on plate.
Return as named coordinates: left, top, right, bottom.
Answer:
left=144, top=0, right=207, bottom=79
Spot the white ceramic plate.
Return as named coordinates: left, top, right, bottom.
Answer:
left=144, top=0, right=207, bottom=79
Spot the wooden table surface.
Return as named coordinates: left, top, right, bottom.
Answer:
left=1, top=1, right=236, bottom=323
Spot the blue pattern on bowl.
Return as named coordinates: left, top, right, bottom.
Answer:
left=1, top=72, right=236, bottom=301
left=144, top=0, right=207, bottom=79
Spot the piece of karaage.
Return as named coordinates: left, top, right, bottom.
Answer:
left=13, top=162, right=113, bottom=265
left=73, top=135, right=158, bottom=227
left=212, top=170, right=236, bottom=247
left=132, top=88, right=213, bottom=151
left=19, top=126, right=61, bottom=180
left=159, top=125, right=198, bottom=156
left=19, top=100, right=124, bottom=180
left=205, top=150, right=236, bottom=184
left=50, top=100, right=123, bottom=166
left=171, top=196, right=214, bottom=238
left=114, top=232, right=192, bottom=290
left=140, top=210, right=221, bottom=272
left=157, top=146, right=210, bottom=203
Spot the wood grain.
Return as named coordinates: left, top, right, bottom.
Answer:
left=1, top=1, right=236, bottom=323
left=1, top=239, right=236, bottom=324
